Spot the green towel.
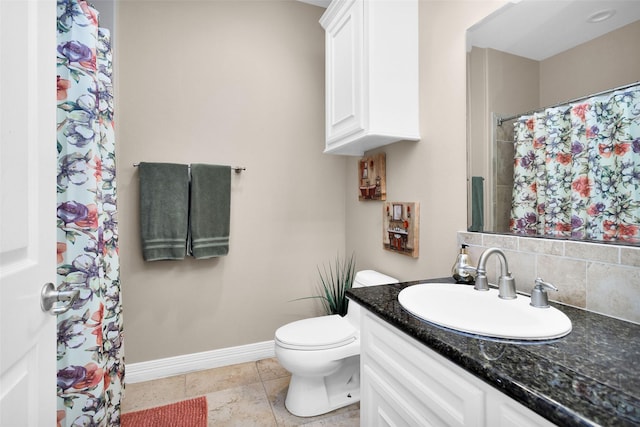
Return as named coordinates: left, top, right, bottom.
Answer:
left=470, top=176, right=484, bottom=232
left=139, top=162, right=189, bottom=261
left=189, top=164, right=231, bottom=259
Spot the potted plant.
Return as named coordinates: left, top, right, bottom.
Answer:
left=314, top=253, right=356, bottom=316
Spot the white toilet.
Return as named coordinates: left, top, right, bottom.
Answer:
left=274, top=270, right=399, bottom=417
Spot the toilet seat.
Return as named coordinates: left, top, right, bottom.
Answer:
left=275, top=315, right=357, bottom=350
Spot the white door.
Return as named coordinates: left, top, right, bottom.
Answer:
left=0, top=0, right=57, bottom=425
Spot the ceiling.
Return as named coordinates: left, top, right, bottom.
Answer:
left=467, top=0, right=640, bottom=60
left=300, top=0, right=640, bottom=62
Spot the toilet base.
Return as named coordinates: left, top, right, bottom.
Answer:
left=284, top=355, right=360, bottom=417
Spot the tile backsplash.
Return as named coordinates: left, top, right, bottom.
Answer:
left=458, top=232, right=640, bottom=324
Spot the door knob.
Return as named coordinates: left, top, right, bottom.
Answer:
left=40, top=282, right=80, bottom=315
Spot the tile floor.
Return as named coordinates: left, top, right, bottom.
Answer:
left=121, top=358, right=360, bottom=426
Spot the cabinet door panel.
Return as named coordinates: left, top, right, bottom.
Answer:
left=362, top=364, right=435, bottom=427
left=485, top=386, right=556, bottom=427
left=324, top=0, right=364, bottom=145
left=362, top=313, right=485, bottom=427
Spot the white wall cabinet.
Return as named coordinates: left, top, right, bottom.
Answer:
left=360, top=311, right=556, bottom=426
left=320, top=0, right=419, bottom=156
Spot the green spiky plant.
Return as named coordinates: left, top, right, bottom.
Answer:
left=315, top=253, right=356, bottom=316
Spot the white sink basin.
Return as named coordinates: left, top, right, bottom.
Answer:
left=398, top=283, right=572, bottom=341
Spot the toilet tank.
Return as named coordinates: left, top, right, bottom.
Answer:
left=353, top=270, right=399, bottom=288
left=347, top=270, right=399, bottom=327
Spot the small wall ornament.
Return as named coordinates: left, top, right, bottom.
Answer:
left=358, top=153, right=386, bottom=201
left=383, top=202, right=419, bottom=257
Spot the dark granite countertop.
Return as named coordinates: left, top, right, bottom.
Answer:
left=347, top=278, right=640, bottom=427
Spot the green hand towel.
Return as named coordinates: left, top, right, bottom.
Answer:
left=470, top=176, right=484, bottom=232
left=139, top=162, right=189, bottom=261
left=189, top=164, right=231, bottom=259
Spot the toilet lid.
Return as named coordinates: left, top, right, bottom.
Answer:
left=275, top=315, right=357, bottom=350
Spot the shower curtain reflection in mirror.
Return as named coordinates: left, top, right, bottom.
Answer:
left=510, top=84, right=640, bottom=243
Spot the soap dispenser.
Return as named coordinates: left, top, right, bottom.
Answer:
left=451, top=244, right=475, bottom=284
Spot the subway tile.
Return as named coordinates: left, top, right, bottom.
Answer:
left=517, top=237, right=564, bottom=256
left=482, top=233, right=518, bottom=250
left=458, top=231, right=482, bottom=246
left=565, top=241, right=619, bottom=264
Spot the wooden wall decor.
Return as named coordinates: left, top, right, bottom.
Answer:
left=358, top=153, right=386, bottom=201
left=383, top=202, right=419, bottom=258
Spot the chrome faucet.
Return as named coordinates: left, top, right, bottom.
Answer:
left=474, top=248, right=517, bottom=299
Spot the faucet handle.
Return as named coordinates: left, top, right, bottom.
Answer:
left=530, top=278, right=558, bottom=308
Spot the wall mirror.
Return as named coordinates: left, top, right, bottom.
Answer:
left=466, top=0, right=640, bottom=244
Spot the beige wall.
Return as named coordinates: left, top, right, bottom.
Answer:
left=540, top=20, right=640, bottom=106
left=116, top=0, right=507, bottom=364
left=117, top=1, right=347, bottom=363
left=345, top=1, right=505, bottom=283
left=116, top=1, right=639, bottom=364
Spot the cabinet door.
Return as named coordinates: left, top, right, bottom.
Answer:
left=324, top=0, right=365, bottom=146
left=362, top=313, right=485, bottom=427
left=485, top=386, right=556, bottom=427
left=362, top=363, right=430, bottom=426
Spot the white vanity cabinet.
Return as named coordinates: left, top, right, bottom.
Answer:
left=360, top=311, right=555, bottom=427
left=319, top=0, right=419, bottom=156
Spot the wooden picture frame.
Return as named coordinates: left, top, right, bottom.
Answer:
left=358, top=153, right=386, bottom=201
left=383, top=202, right=419, bottom=258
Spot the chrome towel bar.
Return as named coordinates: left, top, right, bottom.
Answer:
left=133, top=163, right=246, bottom=173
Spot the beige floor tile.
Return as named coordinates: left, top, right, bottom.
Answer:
left=261, top=376, right=287, bottom=410
left=121, top=374, right=186, bottom=413
left=206, top=382, right=277, bottom=426
left=186, top=361, right=261, bottom=397
left=256, top=357, right=290, bottom=382
left=122, top=358, right=361, bottom=424
left=299, top=408, right=360, bottom=427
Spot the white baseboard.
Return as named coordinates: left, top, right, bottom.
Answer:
left=125, top=340, right=276, bottom=384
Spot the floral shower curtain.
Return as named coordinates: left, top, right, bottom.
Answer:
left=510, top=84, right=640, bottom=242
left=56, top=0, right=124, bottom=425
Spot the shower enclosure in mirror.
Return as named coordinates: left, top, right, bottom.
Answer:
left=466, top=0, right=640, bottom=244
